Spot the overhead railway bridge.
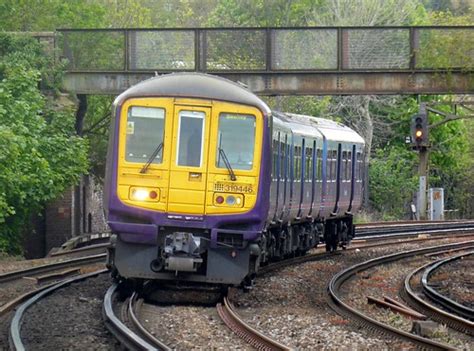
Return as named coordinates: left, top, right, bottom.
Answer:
left=31, top=26, right=474, bottom=95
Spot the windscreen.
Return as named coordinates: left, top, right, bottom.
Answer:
left=216, top=113, right=256, bottom=170
left=125, top=106, right=165, bottom=164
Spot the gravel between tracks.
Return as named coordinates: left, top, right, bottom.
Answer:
left=140, top=303, right=252, bottom=350
left=20, top=273, right=118, bottom=350
left=230, top=237, right=473, bottom=350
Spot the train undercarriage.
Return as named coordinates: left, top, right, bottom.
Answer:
left=107, top=215, right=354, bottom=291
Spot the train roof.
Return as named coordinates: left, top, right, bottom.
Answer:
left=114, top=73, right=271, bottom=114
left=284, top=113, right=365, bottom=144
left=273, top=111, right=323, bottom=138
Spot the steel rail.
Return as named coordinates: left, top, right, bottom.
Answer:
left=9, top=269, right=108, bottom=351
left=217, top=297, right=292, bottom=351
left=49, top=242, right=109, bottom=257
left=0, top=253, right=106, bottom=284
left=328, top=241, right=474, bottom=350
left=422, top=251, right=474, bottom=321
left=402, top=258, right=474, bottom=335
left=103, top=283, right=170, bottom=351
left=128, top=292, right=172, bottom=351
left=355, top=222, right=474, bottom=237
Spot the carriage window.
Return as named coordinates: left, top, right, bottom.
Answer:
left=272, top=138, right=279, bottom=178
left=280, top=141, right=286, bottom=179
left=342, top=151, right=348, bottom=181
left=317, top=149, right=323, bottom=181
left=305, top=147, right=313, bottom=181
left=347, top=151, right=352, bottom=181
left=356, top=152, right=363, bottom=181
left=294, top=145, right=302, bottom=181
left=125, top=106, right=165, bottom=164
left=332, top=150, right=337, bottom=181
left=216, top=113, right=255, bottom=170
left=177, top=110, right=204, bottom=167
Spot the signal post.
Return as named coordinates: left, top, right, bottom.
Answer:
left=411, top=104, right=429, bottom=220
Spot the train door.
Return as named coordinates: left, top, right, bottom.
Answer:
left=168, top=105, right=211, bottom=214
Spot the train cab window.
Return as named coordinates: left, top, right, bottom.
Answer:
left=125, top=106, right=165, bottom=164
left=216, top=113, right=256, bottom=170
left=177, top=110, right=204, bottom=167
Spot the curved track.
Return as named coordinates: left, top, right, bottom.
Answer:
left=403, top=255, right=474, bottom=336
left=0, top=253, right=106, bottom=284
left=421, top=251, right=474, bottom=321
left=217, top=296, right=291, bottom=351
left=9, top=269, right=108, bottom=350
left=327, top=241, right=473, bottom=350
left=103, top=283, right=171, bottom=351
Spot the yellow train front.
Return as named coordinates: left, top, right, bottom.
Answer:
left=104, top=73, right=271, bottom=286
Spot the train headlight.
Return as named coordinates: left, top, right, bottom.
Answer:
left=129, top=187, right=160, bottom=202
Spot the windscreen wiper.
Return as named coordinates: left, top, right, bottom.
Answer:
left=218, top=148, right=237, bottom=181
left=140, top=142, right=163, bottom=174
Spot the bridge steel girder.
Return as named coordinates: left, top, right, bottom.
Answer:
left=63, top=71, right=473, bottom=96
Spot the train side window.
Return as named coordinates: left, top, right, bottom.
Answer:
left=305, top=146, right=312, bottom=181
left=280, top=140, right=285, bottom=179
left=125, top=106, right=165, bottom=164
left=328, top=150, right=333, bottom=181
left=342, top=151, right=347, bottom=181
left=331, top=150, right=336, bottom=181
left=316, top=149, right=322, bottom=181
left=356, top=152, right=362, bottom=181
left=346, top=151, right=352, bottom=181
left=272, top=138, right=278, bottom=179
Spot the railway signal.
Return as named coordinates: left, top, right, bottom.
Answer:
left=411, top=113, right=429, bottom=149
left=411, top=114, right=428, bottom=148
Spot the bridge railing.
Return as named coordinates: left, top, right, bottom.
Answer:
left=56, top=26, right=473, bottom=73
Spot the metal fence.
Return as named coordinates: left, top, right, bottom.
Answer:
left=57, top=26, right=474, bottom=72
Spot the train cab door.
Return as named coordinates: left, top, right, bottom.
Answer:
left=167, top=105, right=211, bottom=214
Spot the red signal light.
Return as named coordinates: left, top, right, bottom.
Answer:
left=216, top=196, right=224, bottom=204
left=149, top=191, right=158, bottom=199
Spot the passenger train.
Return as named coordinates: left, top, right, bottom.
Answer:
left=104, top=73, right=365, bottom=287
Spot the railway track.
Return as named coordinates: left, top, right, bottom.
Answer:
left=421, top=251, right=474, bottom=321
left=355, top=220, right=474, bottom=238
left=217, top=296, right=291, bottom=351
left=402, top=252, right=474, bottom=335
left=103, top=283, right=171, bottom=350
left=0, top=253, right=106, bottom=285
left=328, top=240, right=474, bottom=350
left=11, top=223, right=466, bottom=350
left=8, top=269, right=108, bottom=350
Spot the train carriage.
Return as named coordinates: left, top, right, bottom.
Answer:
left=104, top=73, right=365, bottom=287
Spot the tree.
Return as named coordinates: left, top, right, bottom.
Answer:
left=0, top=34, right=89, bottom=254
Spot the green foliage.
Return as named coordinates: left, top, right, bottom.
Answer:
left=0, top=0, right=106, bottom=31
left=369, top=147, right=418, bottom=220
left=0, top=34, right=88, bottom=254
